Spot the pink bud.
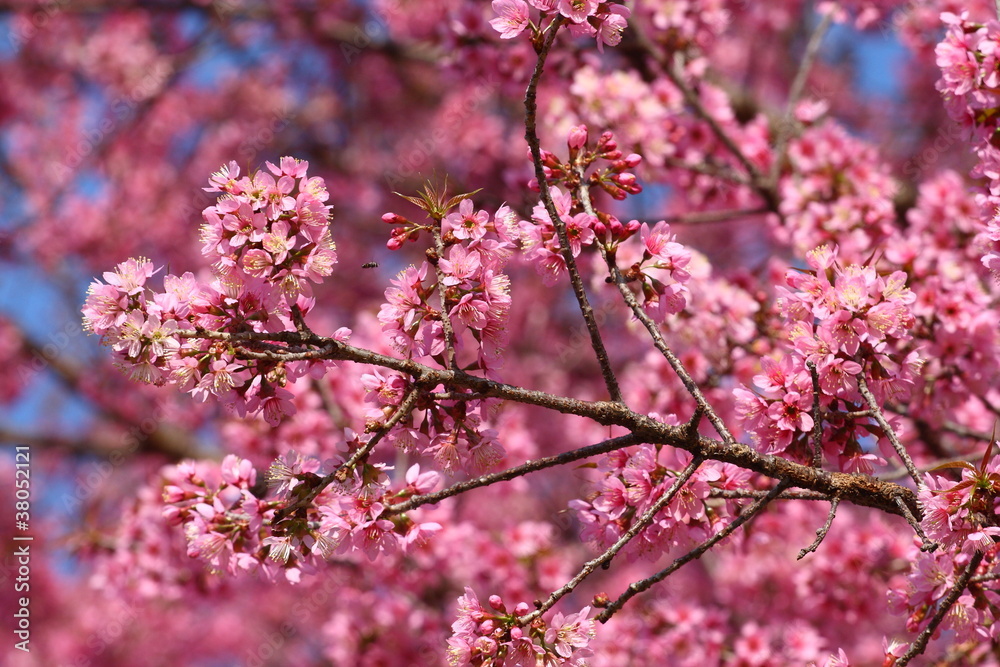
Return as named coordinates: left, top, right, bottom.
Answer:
left=568, top=124, right=589, bottom=149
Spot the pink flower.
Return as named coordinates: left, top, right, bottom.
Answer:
left=205, top=161, right=241, bottom=193
left=403, top=464, right=440, bottom=495
left=82, top=282, right=129, bottom=334
left=103, top=257, right=156, bottom=296
left=558, top=0, right=598, bottom=23
left=262, top=220, right=294, bottom=265
left=544, top=606, right=596, bottom=658
left=767, top=390, right=813, bottom=433
left=439, top=244, right=482, bottom=286
left=445, top=199, right=489, bottom=241
left=596, top=5, right=629, bottom=52
left=489, top=0, right=530, bottom=39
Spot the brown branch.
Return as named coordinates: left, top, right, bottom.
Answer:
left=596, top=480, right=791, bottom=622
left=709, top=488, right=832, bottom=501
left=598, top=249, right=736, bottom=445
left=769, top=11, right=833, bottom=186
left=797, top=495, right=840, bottom=559
left=176, top=327, right=922, bottom=520
left=521, top=456, right=704, bottom=625
left=807, top=360, right=823, bottom=467
left=386, top=433, right=643, bottom=515
left=660, top=207, right=769, bottom=226
left=895, top=551, right=984, bottom=666
left=430, top=225, right=459, bottom=370
left=857, top=372, right=923, bottom=488
left=524, top=15, right=622, bottom=404
left=273, top=384, right=422, bottom=522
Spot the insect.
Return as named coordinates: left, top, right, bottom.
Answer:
left=361, top=261, right=379, bottom=269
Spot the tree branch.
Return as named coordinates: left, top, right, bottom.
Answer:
left=523, top=15, right=622, bottom=403
left=521, top=456, right=704, bottom=625
left=596, top=480, right=791, bottom=622
left=174, top=328, right=922, bottom=520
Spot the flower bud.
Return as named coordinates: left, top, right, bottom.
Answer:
left=568, top=124, right=589, bottom=150
left=382, top=212, right=408, bottom=225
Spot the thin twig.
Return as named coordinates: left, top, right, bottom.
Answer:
left=175, top=327, right=923, bottom=519
left=807, top=360, right=823, bottom=467
left=661, top=51, right=762, bottom=181
left=524, top=15, right=622, bottom=403
left=893, top=495, right=936, bottom=553
left=520, top=457, right=704, bottom=626
left=385, top=433, right=643, bottom=515
left=895, top=551, right=984, bottom=666
left=431, top=225, right=459, bottom=370
left=661, top=156, right=753, bottom=185
left=970, top=572, right=1000, bottom=584
left=599, top=249, right=736, bottom=445
left=273, top=384, right=422, bottom=522
left=881, top=456, right=979, bottom=482
left=596, top=480, right=791, bottom=622
left=797, top=495, right=840, bottom=559
left=661, top=207, right=769, bottom=225
left=769, top=11, right=833, bottom=186
left=312, top=378, right=346, bottom=427
left=335, top=384, right=422, bottom=482
left=856, top=372, right=923, bottom=489
left=572, top=162, right=735, bottom=444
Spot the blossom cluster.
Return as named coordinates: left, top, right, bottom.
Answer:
left=360, top=368, right=507, bottom=475
left=447, top=587, right=596, bottom=666
left=570, top=443, right=753, bottom=562
left=918, top=444, right=1000, bottom=555
left=489, top=0, right=630, bottom=53
left=935, top=12, right=1000, bottom=282
left=161, top=449, right=445, bottom=580
left=735, top=245, right=921, bottom=471
left=379, top=197, right=515, bottom=373
left=531, top=126, right=644, bottom=202
left=888, top=548, right=999, bottom=650
left=777, top=122, right=897, bottom=260
left=519, top=124, right=693, bottom=318
left=82, top=158, right=349, bottom=425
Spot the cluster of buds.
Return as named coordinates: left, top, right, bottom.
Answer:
left=448, top=588, right=596, bottom=667
left=530, top=126, right=643, bottom=201
left=382, top=212, right=425, bottom=251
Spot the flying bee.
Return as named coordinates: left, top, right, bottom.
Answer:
left=361, top=261, right=379, bottom=269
